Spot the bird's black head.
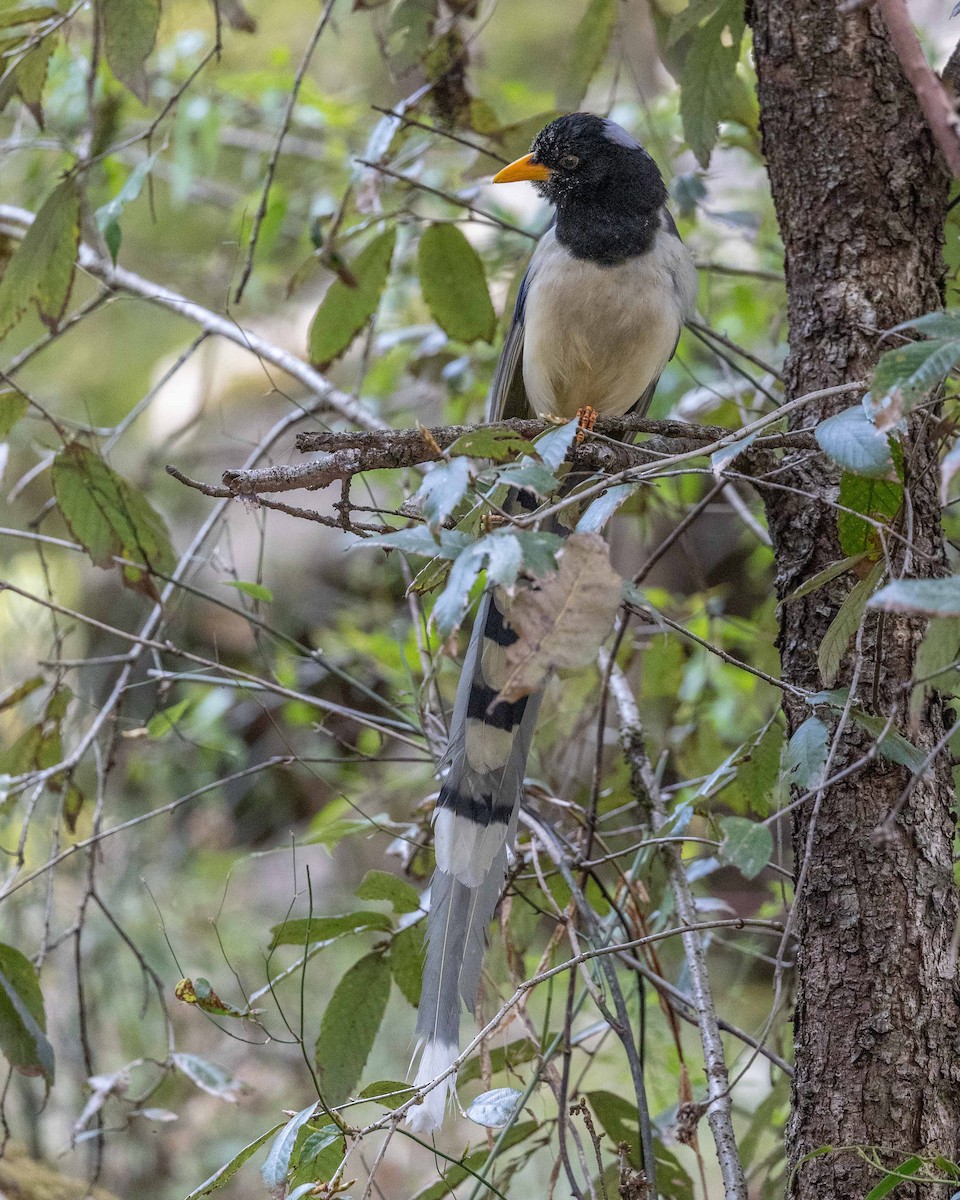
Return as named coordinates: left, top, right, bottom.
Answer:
left=493, top=112, right=669, bottom=265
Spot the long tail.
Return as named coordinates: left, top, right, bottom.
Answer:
left=407, top=589, right=542, bottom=1133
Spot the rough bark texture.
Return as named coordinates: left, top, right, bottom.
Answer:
left=749, top=3, right=960, bottom=1197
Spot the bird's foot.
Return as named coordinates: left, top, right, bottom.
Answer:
left=575, top=406, right=598, bottom=442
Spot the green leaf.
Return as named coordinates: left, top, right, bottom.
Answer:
left=363, top=525, right=471, bottom=560
left=664, top=0, right=724, bottom=47
left=849, top=711, right=926, bottom=774
left=783, top=716, right=829, bottom=792
left=223, top=579, right=273, bottom=603
left=410, top=1121, right=538, bottom=1200
left=51, top=443, right=176, bottom=597
left=356, top=869, right=421, bottom=914
left=872, top=323, right=960, bottom=408
left=446, top=428, right=536, bottom=461
left=269, top=911, right=393, bottom=949
left=817, top=560, right=885, bottom=687
left=466, top=1087, right=524, bottom=1129
left=0, top=390, right=28, bottom=439
left=172, top=1052, right=247, bottom=1102
left=101, top=0, right=160, bottom=102
left=357, top=1080, right=416, bottom=1110
left=718, top=815, right=772, bottom=879
left=308, top=228, right=396, bottom=368
left=431, top=543, right=486, bottom=636
left=786, top=553, right=868, bottom=602
left=863, top=1157, right=923, bottom=1200
left=94, top=149, right=161, bottom=264
left=815, top=405, right=894, bottom=478
left=418, top=224, right=496, bottom=344
left=722, top=721, right=783, bottom=817
left=0, top=177, right=80, bottom=341
left=388, top=921, right=424, bottom=1007
left=290, top=1124, right=345, bottom=1187
left=837, top=472, right=903, bottom=557
left=2, top=35, right=54, bottom=127
left=586, top=1090, right=640, bottom=1157
left=679, top=0, right=745, bottom=167
left=911, top=616, right=960, bottom=719
left=314, top=951, right=392, bottom=1105
left=869, top=576, right=960, bottom=617
left=494, top=459, right=560, bottom=497
left=557, top=0, right=617, bottom=109
left=261, top=1104, right=318, bottom=1192
left=183, top=1122, right=284, bottom=1199
left=415, top=456, right=473, bottom=529
left=0, top=943, right=53, bottom=1086
left=147, top=698, right=192, bottom=739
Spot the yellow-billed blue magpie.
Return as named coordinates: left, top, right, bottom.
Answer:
left=408, top=112, right=697, bottom=1133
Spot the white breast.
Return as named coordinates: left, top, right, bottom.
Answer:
left=521, top=220, right=696, bottom=420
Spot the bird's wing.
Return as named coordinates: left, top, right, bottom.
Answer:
left=487, top=258, right=535, bottom=421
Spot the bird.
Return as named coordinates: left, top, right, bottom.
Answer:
left=407, top=111, right=698, bottom=1133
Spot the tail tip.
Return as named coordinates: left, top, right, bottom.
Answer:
left=406, top=1038, right=459, bottom=1134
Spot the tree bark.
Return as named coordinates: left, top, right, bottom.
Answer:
left=749, top=3, right=960, bottom=1197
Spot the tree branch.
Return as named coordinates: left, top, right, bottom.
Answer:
left=878, top=0, right=960, bottom=178
left=603, top=651, right=748, bottom=1200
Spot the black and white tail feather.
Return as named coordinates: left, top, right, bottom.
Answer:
left=406, top=112, right=697, bottom=1133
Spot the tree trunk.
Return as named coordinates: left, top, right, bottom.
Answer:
left=748, top=3, right=960, bottom=1197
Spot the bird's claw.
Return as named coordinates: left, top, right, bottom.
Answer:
left=575, top=406, right=598, bottom=442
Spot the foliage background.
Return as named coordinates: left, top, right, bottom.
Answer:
left=0, top=1, right=956, bottom=1198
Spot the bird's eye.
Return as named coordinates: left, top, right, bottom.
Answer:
left=560, top=154, right=580, bottom=171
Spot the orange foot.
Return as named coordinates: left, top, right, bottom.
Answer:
left=575, top=405, right=598, bottom=443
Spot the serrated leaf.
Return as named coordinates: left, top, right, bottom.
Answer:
left=494, top=458, right=560, bottom=497
left=52, top=443, right=175, bottom=597
left=431, top=543, right=486, bottom=636
left=849, top=711, right=926, bottom=774
left=415, top=456, right=473, bottom=529
left=484, top=532, right=523, bottom=587
left=465, top=1087, right=524, bottom=1128
left=722, top=721, right=782, bottom=817
left=0, top=943, right=53, bottom=1086
left=497, top=533, right=622, bottom=701
left=665, top=0, right=723, bottom=47
left=308, top=228, right=396, bottom=368
left=389, top=921, right=424, bottom=1007
left=447, top=428, right=536, bottom=460
left=679, top=1, right=745, bottom=167
left=314, top=951, right=391, bottom=1105
left=173, top=1052, right=246, bottom=1102
left=174, top=977, right=259, bottom=1019
left=783, top=717, right=829, bottom=792
left=718, top=816, right=772, bottom=879
left=815, top=405, right=894, bottom=478
left=418, top=224, right=496, bottom=344
left=356, top=868, right=420, bottom=913
left=261, top=1104, right=318, bottom=1192
left=911, top=616, right=960, bottom=720
left=269, top=911, right=393, bottom=949
left=514, top=530, right=563, bottom=575
left=102, top=0, right=160, bottom=102
left=223, top=579, right=273, bottom=602
left=837, top=472, right=903, bottom=557
left=0, top=390, right=28, bottom=439
left=357, top=1079, right=416, bottom=1109
left=5, top=36, right=54, bottom=126
left=557, top=0, right=617, bottom=109
left=184, top=1122, right=285, bottom=1199
left=576, top=483, right=637, bottom=533
left=872, top=334, right=960, bottom=407
left=0, top=177, right=80, bottom=340
left=869, top=576, right=960, bottom=617
left=363, top=525, right=471, bottom=560
left=817, top=560, right=884, bottom=686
